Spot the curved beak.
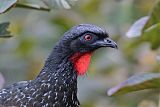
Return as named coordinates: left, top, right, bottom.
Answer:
left=93, top=38, right=118, bottom=49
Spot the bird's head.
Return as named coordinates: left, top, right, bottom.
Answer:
left=56, top=24, right=118, bottom=75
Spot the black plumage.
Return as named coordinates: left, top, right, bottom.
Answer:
left=0, top=24, right=117, bottom=107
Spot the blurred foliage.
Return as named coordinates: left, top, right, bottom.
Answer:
left=142, top=23, right=160, bottom=49
left=108, top=73, right=160, bottom=96
left=0, top=0, right=160, bottom=107
left=126, top=0, right=160, bottom=49
left=0, top=0, right=78, bottom=13
left=42, top=0, right=78, bottom=9
left=109, top=0, right=160, bottom=96
left=0, top=0, right=17, bottom=13
left=142, top=0, right=160, bottom=49
left=0, top=22, right=12, bottom=38
left=143, top=0, right=160, bottom=29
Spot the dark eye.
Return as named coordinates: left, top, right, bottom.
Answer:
left=84, top=34, right=92, bottom=41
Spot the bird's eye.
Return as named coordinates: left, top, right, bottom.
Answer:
left=84, top=34, right=92, bottom=41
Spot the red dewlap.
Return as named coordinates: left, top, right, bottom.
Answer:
left=70, top=52, right=92, bottom=75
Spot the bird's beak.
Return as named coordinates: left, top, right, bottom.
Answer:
left=93, top=38, right=118, bottom=49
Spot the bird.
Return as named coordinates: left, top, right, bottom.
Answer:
left=0, top=24, right=117, bottom=107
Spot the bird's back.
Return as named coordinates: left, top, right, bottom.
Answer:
left=0, top=78, right=80, bottom=107
left=0, top=80, right=31, bottom=106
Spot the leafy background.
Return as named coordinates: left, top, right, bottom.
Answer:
left=0, top=0, right=160, bottom=107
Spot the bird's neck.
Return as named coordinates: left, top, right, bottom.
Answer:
left=35, top=45, right=80, bottom=106
left=36, top=45, right=77, bottom=85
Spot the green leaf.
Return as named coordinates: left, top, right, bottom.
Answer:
left=0, top=0, right=17, bottom=13
left=142, top=23, right=160, bottom=49
left=140, top=1, right=160, bottom=49
left=143, top=0, right=160, bottom=30
left=0, top=22, right=12, bottom=38
left=107, top=73, right=160, bottom=96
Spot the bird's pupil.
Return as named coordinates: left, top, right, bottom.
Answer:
left=84, top=35, right=92, bottom=41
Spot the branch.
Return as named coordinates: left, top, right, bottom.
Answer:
left=15, top=3, right=50, bottom=12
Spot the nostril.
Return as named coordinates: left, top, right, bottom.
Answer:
left=107, top=39, right=111, bottom=43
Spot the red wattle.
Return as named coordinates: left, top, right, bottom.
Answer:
left=70, top=52, right=92, bottom=75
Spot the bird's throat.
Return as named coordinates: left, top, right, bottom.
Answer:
left=70, top=52, right=92, bottom=75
